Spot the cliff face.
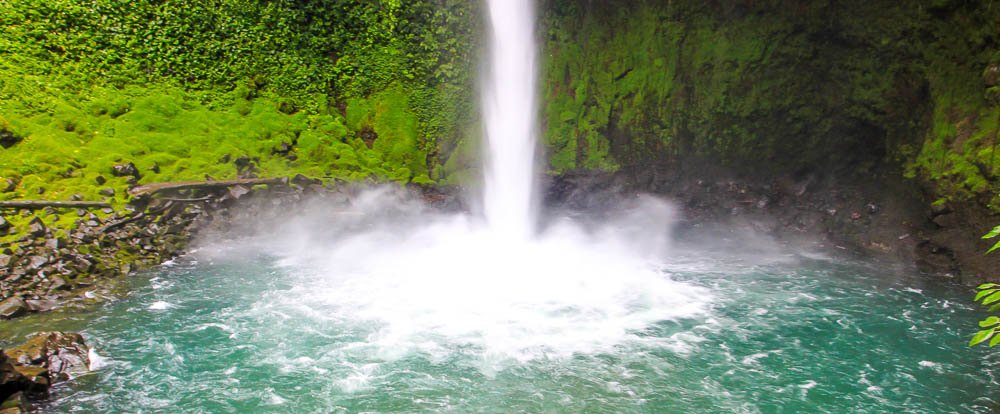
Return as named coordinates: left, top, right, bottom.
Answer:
left=541, top=1, right=998, bottom=191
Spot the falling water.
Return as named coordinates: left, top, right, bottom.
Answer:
left=481, top=0, right=538, bottom=239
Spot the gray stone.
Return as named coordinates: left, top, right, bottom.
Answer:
left=1, top=179, right=16, bottom=193
left=98, top=188, right=115, bottom=197
left=0, top=297, right=27, bottom=319
left=27, top=218, right=45, bottom=237
left=0, top=255, right=11, bottom=268
left=0, top=216, right=7, bottom=233
left=228, top=185, right=250, bottom=200
left=27, top=257, right=47, bottom=270
left=24, top=299, right=57, bottom=313
left=47, top=277, right=67, bottom=291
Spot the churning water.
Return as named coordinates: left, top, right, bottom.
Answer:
left=19, top=0, right=1000, bottom=411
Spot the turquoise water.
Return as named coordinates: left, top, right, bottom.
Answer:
left=31, top=243, right=999, bottom=413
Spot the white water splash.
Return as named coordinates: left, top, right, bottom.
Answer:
left=194, top=0, right=711, bottom=372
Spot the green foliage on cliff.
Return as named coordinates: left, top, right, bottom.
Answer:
left=0, top=0, right=478, bottom=205
left=541, top=0, right=1000, bottom=210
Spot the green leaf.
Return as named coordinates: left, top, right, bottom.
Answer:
left=980, top=316, right=1000, bottom=327
left=971, top=329, right=995, bottom=346
left=979, top=283, right=1000, bottom=290
left=988, top=240, right=1000, bottom=254
left=983, top=225, right=1000, bottom=239
left=989, top=303, right=1000, bottom=312
left=976, top=289, right=998, bottom=301
left=990, top=333, right=1000, bottom=347
left=983, top=291, right=1000, bottom=305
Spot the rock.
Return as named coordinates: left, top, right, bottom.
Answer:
left=98, top=188, right=115, bottom=197
left=0, top=217, right=8, bottom=233
left=291, top=174, right=321, bottom=187
left=24, top=300, right=56, bottom=313
left=0, top=179, right=15, bottom=193
left=5, top=332, right=89, bottom=382
left=111, top=162, right=139, bottom=179
left=149, top=163, right=160, bottom=174
left=27, top=218, right=45, bottom=238
left=43, top=238, right=63, bottom=250
left=228, top=185, right=250, bottom=200
left=0, top=391, right=29, bottom=414
left=100, top=207, right=113, bottom=214
left=26, top=257, right=46, bottom=271
left=0, top=298, right=27, bottom=319
left=11, top=366, right=48, bottom=399
left=95, top=175, right=106, bottom=185
left=47, top=277, right=67, bottom=292
left=0, top=256, right=10, bottom=268
left=930, top=202, right=952, bottom=217
left=933, top=212, right=961, bottom=228
left=33, top=188, right=43, bottom=195
left=70, top=194, right=83, bottom=201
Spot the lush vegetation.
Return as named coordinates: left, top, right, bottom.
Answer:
left=0, top=0, right=479, bottom=243
left=541, top=0, right=1000, bottom=210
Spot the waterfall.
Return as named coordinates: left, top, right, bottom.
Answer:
left=482, top=0, right=539, bottom=240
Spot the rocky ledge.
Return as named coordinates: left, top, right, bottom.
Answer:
left=0, top=332, right=89, bottom=413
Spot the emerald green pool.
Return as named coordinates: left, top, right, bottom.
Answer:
left=27, top=235, right=997, bottom=413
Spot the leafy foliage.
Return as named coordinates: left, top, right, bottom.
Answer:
left=0, top=0, right=479, bottom=244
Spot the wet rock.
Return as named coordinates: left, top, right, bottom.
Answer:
left=6, top=332, right=89, bottom=382
left=0, top=298, right=27, bottom=319
left=228, top=185, right=250, bottom=200
left=291, top=174, right=321, bottom=187
left=111, top=162, right=139, bottom=179
left=26, top=218, right=45, bottom=238
left=11, top=365, right=48, bottom=397
left=0, top=391, right=30, bottom=413
left=24, top=300, right=57, bottom=313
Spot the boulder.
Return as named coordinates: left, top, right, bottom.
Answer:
left=0, top=391, right=29, bottom=414
left=6, top=332, right=89, bottom=382
left=0, top=298, right=26, bottom=320
left=111, top=162, right=139, bottom=179
left=24, top=300, right=56, bottom=313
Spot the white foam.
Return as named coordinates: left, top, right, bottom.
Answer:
left=237, top=190, right=710, bottom=369
left=87, top=348, right=109, bottom=371
left=148, top=301, right=173, bottom=310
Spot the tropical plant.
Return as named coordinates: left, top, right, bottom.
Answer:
left=970, top=224, right=1000, bottom=347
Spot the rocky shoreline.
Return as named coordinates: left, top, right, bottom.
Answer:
left=0, top=332, right=90, bottom=413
